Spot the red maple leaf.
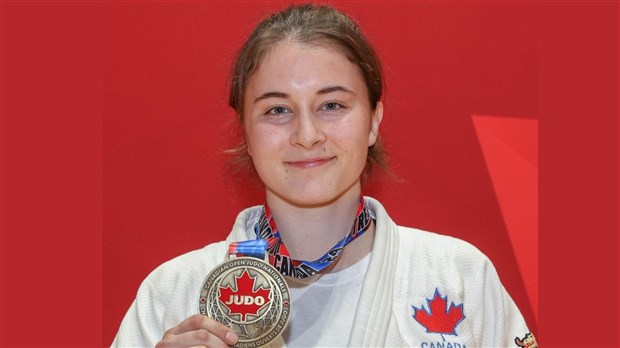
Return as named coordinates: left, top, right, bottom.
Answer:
left=218, top=270, right=271, bottom=321
left=412, top=289, right=465, bottom=336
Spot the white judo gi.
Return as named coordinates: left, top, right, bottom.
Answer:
left=112, top=197, right=535, bottom=348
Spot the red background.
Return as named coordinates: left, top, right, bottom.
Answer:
left=2, top=1, right=618, bottom=347
left=103, top=1, right=538, bottom=342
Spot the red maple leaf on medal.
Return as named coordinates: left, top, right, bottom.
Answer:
left=219, top=270, right=271, bottom=321
left=412, top=289, right=465, bottom=339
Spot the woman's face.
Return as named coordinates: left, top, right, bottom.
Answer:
left=243, top=42, right=382, bottom=207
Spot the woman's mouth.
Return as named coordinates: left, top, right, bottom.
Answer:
left=285, top=157, right=335, bottom=169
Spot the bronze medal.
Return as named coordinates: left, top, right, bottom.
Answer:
left=199, top=256, right=291, bottom=348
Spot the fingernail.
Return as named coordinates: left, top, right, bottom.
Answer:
left=226, top=331, right=238, bottom=344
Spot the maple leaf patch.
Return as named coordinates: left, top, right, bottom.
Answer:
left=218, top=269, right=271, bottom=321
left=412, top=289, right=465, bottom=338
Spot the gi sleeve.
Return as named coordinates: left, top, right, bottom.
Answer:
left=110, top=277, right=167, bottom=347
left=477, top=255, right=537, bottom=348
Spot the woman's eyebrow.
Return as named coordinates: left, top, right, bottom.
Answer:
left=254, top=91, right=288, bottom=103
left=317, top=85, right=355, bottom=95
left=254, top=86, right=355, bottom=104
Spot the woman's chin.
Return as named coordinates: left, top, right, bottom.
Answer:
left=267, top=183, right=361, bottom=209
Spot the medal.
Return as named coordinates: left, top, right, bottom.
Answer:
left=199, top=197, right=372, bottom=345
left=199, top=240, right=290, bottom=348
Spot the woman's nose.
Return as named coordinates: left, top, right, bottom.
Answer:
left=290, top=111, right=326, bottom=148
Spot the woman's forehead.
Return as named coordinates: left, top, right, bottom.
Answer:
left=246, top=42, right=366, bottom=96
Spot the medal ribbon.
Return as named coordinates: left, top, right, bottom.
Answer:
left=234, top=197, right=373, bottom=278
left=229, top=239, right=268, bottom=259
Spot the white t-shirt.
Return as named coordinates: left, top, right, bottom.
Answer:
left=283, top=253, right=371, bottom=347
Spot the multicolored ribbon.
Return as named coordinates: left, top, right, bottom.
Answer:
left=229, top=239, right=268, bottom=260
left=230, top=197, right=374, bottom=279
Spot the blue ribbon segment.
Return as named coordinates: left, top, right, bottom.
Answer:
left=229, top=239, right=268, bottom=259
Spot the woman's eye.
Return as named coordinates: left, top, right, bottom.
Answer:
left=266, top=106, right=290, bottom=115
left=321, top=102, right=342, bottom=111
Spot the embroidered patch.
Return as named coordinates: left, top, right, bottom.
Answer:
left=515, top=332, right=538, bottom=348
left=412, top=288, right=465, bottom=339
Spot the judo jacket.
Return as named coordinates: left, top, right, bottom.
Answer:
left=112, top=197, right=534, bottom=348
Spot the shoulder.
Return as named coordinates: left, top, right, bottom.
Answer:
left=146, top=241, right=228, bottom=287
left=365, top=196, right=491, bottom=272
left=145, top=204, right=265, bottom=288
left=137, top=241, right=229, bottom=312
left=397, top=226, right=490, bottom=266
left=393, top=225, right=500, bottom=291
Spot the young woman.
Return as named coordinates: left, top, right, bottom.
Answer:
left=113, top=4, right=535, bottom=348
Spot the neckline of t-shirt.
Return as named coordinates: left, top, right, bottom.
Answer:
left=284, top=251, right=372, bottom=287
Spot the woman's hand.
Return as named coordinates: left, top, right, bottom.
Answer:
left=155, top=314, right=238, bottom=348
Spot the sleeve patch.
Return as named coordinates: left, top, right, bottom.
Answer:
left=515, top=332, right=538, bottom=348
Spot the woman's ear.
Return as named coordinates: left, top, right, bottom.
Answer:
left=242, top=123, right=252, bottom=157
left=368, top=101, right=384, bottom=146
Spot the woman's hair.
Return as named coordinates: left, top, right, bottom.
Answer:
left=227, top=3, right=388, bottom=180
